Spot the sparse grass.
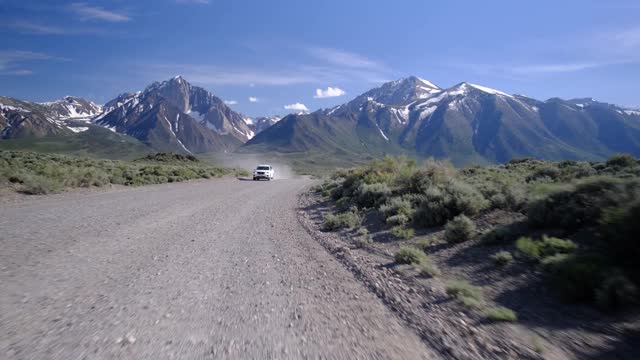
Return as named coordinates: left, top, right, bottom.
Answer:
left=532, top=336, right=545, bottom=354
left=491, top=251, right=514, bottom=267
left=516, top=236, right=577, bottom=260
left=386, top=214, right=409, bottom=226
left=395, top=247, right=427, bottom=265
left=354, top=236, right=373, bottom=248
left=459, top=296, right=485, bottom=309
left=417, top=259, right=441, bottom=278
left=486, top=306, right=518, bottom=322
left=390, top=226, right=415, bottom=240
left=0, top=150, right=242, bottom=194
left=415, top=238, right=434, bottom=250
left=446, top=280, right=485, bottom=308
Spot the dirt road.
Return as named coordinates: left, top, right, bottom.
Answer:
left=0, top=178, right=437, bottom=359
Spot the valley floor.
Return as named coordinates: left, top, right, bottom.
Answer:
left=0, top=178, right=438, bottom=359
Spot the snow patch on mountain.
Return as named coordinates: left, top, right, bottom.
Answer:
left=187, top=108, right=205, bottom=122
left=390, top=107, right=409, bottom=124
left=376, top=123, right=389, bottom=141
left=468, top=83, right=513, bottom=98
left=0, top=103, right=31, bottom=113
left=419, top=106, right=438, bottom=121
left=417, top=77, right=439, bottom=89
left=68, top=126, right=89, bottom=133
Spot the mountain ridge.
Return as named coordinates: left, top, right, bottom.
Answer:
left=3, top=75, right=639, bottom=165
left=242, top=76, right=640, bottom=165
left=1, top=77, right=277, bottom=154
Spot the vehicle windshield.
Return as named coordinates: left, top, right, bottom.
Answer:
left=257, top=166, right=270, bottom=170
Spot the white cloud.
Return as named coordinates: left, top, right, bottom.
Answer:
left=284, top=103, right=309, bottom=111
left=0, top=50, right=68, bottom=75
left=248, top=97, right=259, bottom=103
left=7, top=69, right=33, bottom=75
left=307, top=47, right=386, bottom=71
left=224, top=100, right=238, bottom=105
left=156, top=66, right=317, bottom=85
left=176, top=0, right=210, bottom=3
left=6, top=21, right=67, bottom=34
left=70, top=3, right=130, bottom=22
left=140, top=47, right=392, bottom=87
left=314, top=86, right=346, bottom=98
left=511, top=63, right=602, bottom=74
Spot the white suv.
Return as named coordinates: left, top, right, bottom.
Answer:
left=253, top=165, right=274, bottom=181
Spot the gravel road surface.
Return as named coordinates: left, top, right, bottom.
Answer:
left=0, top=178, right=437, bottom=359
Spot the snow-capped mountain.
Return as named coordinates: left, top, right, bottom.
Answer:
left=350, top=76, right=441, bottom=107
left=243, top=116, right=282, bottom=135
left=95, top=77, right=246, bottom=154
left=0, top=96, right=100, bottom=138
left=140, top=76, right=254, bottom=142
left=243, top=76, right=640, bottom=165
left=4, top=75, right=639, bottom=162
left=40, top=96, right=103, bottom=121
left=1, top=76, right=282, bottom=153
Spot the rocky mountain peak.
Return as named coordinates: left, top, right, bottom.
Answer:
left=351, top=76, right=442, bottom=107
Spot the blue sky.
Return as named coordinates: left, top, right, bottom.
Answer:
left=1, top=0, right=639, bottom=116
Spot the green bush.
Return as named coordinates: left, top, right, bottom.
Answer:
left=491, top=251, right=514, bottom=266
left=394, top=159, right=456, bottom=194
left=488, top=184, right=527, bottom=210
left=527, top=165, right=561, bottom=182
left=486, top=307, right=518, bottom=322
left=516, top=236, right=577, bottom=260
left=559, top=161, right=597, bottom=179
left=606, top=154, right=637, bottom=168
left=390, top=226, right=415, bottom=240
left=379, top=196, right=413, bottom=218
left=330, top=186, right=343, bottom=200
left=544, top=254, right=605, bottom=303
left=480, top=226, right=516, bottom=245
left=395, top=247, right=426, bottom=264
left=413, top=180, right=488, bottom=228
left=444, top=214, right=476, bottom=243
left=355, top=182, right=391, bottom=208
left=595, top=271, right=638, bottom=311
left=335, top=196, right=352, bottom=211
left=599, top=202, right=640, bottom=279
left=386, top=214, right=409, bottom=226
left=20, top=175, right=63, bottom=194
left=527, top=177, right=640, bottom=231
left=322, top=212, right=361, bottom=231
